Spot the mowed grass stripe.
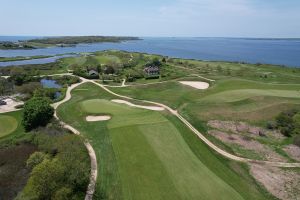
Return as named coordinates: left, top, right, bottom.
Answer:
left=141, top=122, right=243, bottom=200
left=109, top=125, right=182, bottom=200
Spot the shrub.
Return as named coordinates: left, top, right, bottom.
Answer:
left=52, top=187, right=73, bottom=200
left=22, top=97, right=54, bottom=132
left=294, top=135, right=300, bottom=147
left=21, top=159, right=66, bottom=200
left=275, top=109, right=299, bottom=137
left=26, top=151, right=48, bottom=169
left=266, top=121, right=276, bottom=130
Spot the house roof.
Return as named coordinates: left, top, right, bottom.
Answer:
left=88, top=70, right=99, bottom=75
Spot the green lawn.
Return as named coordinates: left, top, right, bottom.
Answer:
left=0, top=111, right=25, bottom=142
left=57, top=83, right=273, bottom=200
left=0, top=115, right=18, bottom=138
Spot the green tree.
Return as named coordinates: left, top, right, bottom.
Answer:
left=293, top=113, right=300, bottom=134
left=21, top=159, right=65, bottom=200
left=22, top=97, right=54, bottom=131
left=52, top=187, right=73, bottom=200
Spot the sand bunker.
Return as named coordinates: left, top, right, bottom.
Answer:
left=111, top=99, right=165, bottom=111
left=179, top=81, right=209, bottom=90
left=86, top=115, right=111, bottom=122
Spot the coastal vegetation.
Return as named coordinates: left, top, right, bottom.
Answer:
left=27, top=36, right=139, bottom=45
left=0, top=55, right=52, bottom=62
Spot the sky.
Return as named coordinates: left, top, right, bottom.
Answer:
left=0, top=0, right=300, bottom=38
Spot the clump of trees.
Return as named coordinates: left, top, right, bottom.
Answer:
left=268, top=109, right=300, bottom=146
left=274, top=109, right=300, bottom=137
left=22, top=97, right=54, bottom=131
left=0, top=77, right=14, bottom=95
left=16, top=123, right=90, bottom=200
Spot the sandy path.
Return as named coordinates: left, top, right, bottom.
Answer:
left=112, top=99, right=165, bottom=111
left=179, top=81, right=209, bottom=89
left=52, top=78, right=98, bottom=200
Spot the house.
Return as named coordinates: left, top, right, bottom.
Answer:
left=0, top=100, right=7, bottom=106
left=88, top=70, right=99, bottom=77
left=144, top=66, right=160, bottom=77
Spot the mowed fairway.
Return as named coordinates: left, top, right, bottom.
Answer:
left=57, top=83, right=271, bottom=200
left=199, top=89, right=300, bottom=103
left=0, top=115, right=18, bottom=138
left=82, top=99, right=242, bottom=199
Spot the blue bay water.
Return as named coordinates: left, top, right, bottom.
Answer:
left=0, top=37, right=300, bottom=67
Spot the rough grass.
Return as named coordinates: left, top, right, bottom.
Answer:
left=0, top=144, right=37, bottom=200
left=57, top=83, right=273, bottom=200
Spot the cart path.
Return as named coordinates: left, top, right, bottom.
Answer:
left=52, top=78, right=98, bottom=200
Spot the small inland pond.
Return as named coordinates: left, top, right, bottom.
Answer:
left=40, top=78, right=62, bottom=99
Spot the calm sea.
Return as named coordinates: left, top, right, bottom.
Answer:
left=0, top=36, right=300, bottom=67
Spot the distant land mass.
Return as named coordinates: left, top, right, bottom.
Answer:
left=0, top=36, right=140, bottom=50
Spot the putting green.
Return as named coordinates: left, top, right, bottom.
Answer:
left=0, top=115, right=18, bottom=138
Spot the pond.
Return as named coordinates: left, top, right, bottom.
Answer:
left=40, top=79, right=62, bottom=99
left=40, top=79, right=62, bottom=88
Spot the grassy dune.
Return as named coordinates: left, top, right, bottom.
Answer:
left=57, top=83, right=272, bottom=200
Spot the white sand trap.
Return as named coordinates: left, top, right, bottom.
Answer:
left=179, top=81, right=209, bottom=90
left=112, top=99, right=165, bottom=111
left=86, top=115, right=111, bottom=122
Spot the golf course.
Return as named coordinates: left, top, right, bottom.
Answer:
left=1, top=50, right=300, bottom=200
left=57, top=82, right=274, bottom=200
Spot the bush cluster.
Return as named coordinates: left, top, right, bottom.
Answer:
left=22, top=97, right=54, bottom=132
left=17, top=124, right=90, bottom=200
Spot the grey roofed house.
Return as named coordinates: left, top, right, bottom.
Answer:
left=88, top=69, right=99, bottom=76
left=144, top=66, right=160, bottom=76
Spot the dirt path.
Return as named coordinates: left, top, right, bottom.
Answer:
left=52, top=78, right=98, bottom=200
